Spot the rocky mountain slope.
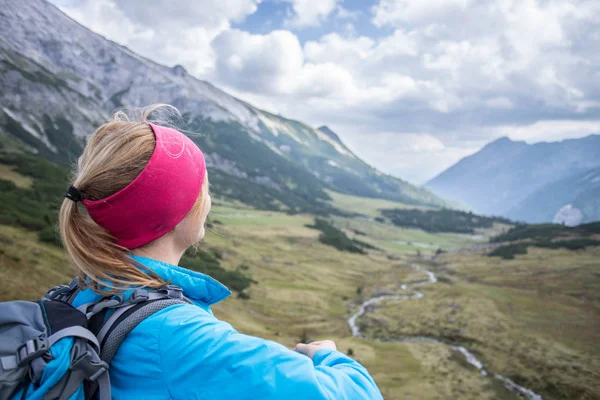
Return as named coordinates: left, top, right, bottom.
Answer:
left=0, top=0, right=448, bottom=214
left=425, top=135, right=600, bottom=223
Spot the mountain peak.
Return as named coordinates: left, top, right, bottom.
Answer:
left=171, top=64, right=188, bottom=77
left=492, top=136, right=512, bottom=144
left=317, top=126, right=342, bottom=145
left=481, top=136, right=527, bottom=152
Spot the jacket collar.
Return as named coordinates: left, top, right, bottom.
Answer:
left=131, top=255, right=231, bottom=305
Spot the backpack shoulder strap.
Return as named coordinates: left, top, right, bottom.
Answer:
left=84, top=286, right=190, bottom=400
left=98, top=297, right=189, bottom=363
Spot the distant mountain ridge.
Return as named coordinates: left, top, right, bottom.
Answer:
left=0, top=0, right=449, bottom=213
left=426, top=135, right=600, bottom=223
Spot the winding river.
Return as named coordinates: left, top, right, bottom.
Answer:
left=348, top=264, right=543, bottom=400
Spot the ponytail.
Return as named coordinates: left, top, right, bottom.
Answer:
left=59, top=198, right=165, bottom=292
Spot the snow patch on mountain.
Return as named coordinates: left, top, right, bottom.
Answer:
left=257, top=113, right=306, bottom=144
left=553, top=204, right=584, bottom=227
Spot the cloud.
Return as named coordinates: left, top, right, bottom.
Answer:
left=118, top=0, right=260, bottom=30
left=285, top=0, right=340, bottom=28
left=336, top=6, right=361, bottom=21
left=372, top=0, right=474, bottom=26
left=212, top=29, right=304, bottom=94
left=52, top=0, right=261, bottom=75
left=494, top=120, right=600, bottom=142
left=486, top=97, right=515, bottom=110
left=212, top=30, right=425, bottom=108
left=333, top=131, right=477, bottom=184
left=49, top=0, right=600, bottom=183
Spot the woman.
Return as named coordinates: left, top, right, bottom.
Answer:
left=59, top=105, right=383, bottom=399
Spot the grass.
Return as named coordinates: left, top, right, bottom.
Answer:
left=1, top=177, right=598, bottom=399
left=0, top=208, right=508, bottom=399
left=209, top=205, right=313, bottom=228
left=0, top=225, right=73, bottom=300
left=360, top=247, right=600, bottom=399
left=324, top=189, right=431, bottom=218
left=329, top=214, right=488, bottom=254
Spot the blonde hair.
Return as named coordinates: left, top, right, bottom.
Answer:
left=59, top=104, right=209, bottom=293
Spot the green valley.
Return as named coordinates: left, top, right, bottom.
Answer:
left=2, top=155, right=598, bottom=399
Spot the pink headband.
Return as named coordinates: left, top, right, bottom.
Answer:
left=82, top=123, right=206, bottom=249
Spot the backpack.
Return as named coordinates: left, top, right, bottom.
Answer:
left=0, top=278, right=190, bottom=400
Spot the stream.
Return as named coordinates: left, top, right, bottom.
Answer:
left=347, top=264, right=543, bottom=400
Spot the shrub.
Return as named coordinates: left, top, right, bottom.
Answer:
left=489, top=239, right=600, bottom=260
left=488, top=243, right=528, bottom=259
left=491, top=222, right=600, bottom=243
left=0, top=153, right=69, bottom=243
left=491, top=224, right=569, bottom=243
left=533, top=239, right=600, bottom=251
left=180, top=250, right=257, bottom=296
left=381, top=208, right=511, bottom=234
left=305, top=218, right=365, bottom=254
left=351, top=238, right=380, bottom=251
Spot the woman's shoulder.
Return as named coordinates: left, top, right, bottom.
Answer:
left=151, top=302, right=236, bottom=345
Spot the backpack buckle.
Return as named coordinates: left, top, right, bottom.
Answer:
left=16, top=335, right=49, bottom=367
left=158, top=285, right=183, bottom=299
left=46, top=278, right=79, bottom=301
left=71, top=351, right=109, bottom=382
left=131, top=288, right=149, bottom=303
left=45, top=285, right=71, bottom=300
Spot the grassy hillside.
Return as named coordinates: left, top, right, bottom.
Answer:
left=359, top=247, right=600, bottom=399
left=324, top=189, right=432, bottom=218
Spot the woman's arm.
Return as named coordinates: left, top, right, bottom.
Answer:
left=158, top=305, right=383, bottom=400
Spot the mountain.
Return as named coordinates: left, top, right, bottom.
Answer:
left=425, top=135, right=600, bottom=223
left=506, top=166, right=600, bottom=225
left=0, top=0, right=449, bottom=214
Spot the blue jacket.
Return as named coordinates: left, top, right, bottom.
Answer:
left=67, top=255, right=383, bottom=399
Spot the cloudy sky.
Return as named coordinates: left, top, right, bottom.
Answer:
left=50, top=0, right=600, bottom=184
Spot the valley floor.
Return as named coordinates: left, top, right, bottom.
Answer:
left=1, top=203, right=598, bottom=400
